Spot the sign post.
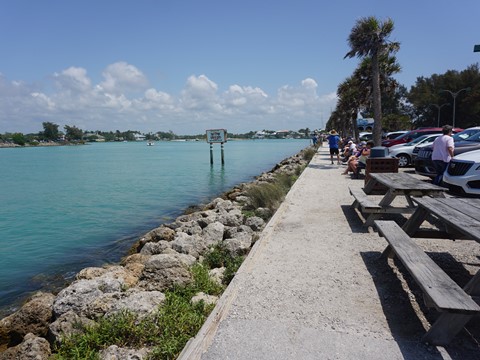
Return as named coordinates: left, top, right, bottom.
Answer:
left=474, top=44, right=480, bottom=52
left=206, top=129, right=227, bottom=165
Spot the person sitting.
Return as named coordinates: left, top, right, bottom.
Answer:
left=342, top=140, right=357, bottom=162
left=341, top=141, right=372, bottom=177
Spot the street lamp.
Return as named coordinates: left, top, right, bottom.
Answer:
left=430, top=103, right=449, bottom=127
left=439, top=87, right=471, bottom=128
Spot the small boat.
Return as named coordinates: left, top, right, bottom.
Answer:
left=147, top=141, right=155, bottom=146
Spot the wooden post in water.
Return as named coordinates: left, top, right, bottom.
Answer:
left=210, top=143, right=213, bottom=165
left=221, top=142, right=224, bottom=165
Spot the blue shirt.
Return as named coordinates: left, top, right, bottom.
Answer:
left=327, top=135, right=340, bottom=149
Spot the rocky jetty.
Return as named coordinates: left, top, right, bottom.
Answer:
left=0, top=149, right=310, bottom=359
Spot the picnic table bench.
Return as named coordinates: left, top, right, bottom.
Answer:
left=349, top=173, right=447, bottom=227
left=374, top=197, right=480, bottom=345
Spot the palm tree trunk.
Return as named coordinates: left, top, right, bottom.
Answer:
left=371, top=54, right=383, bottom=146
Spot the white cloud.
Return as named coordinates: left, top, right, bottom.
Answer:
left=98, top=62, right=148, bottom=94
left=54, top=67, right=91, bottom=92
left=0, top=65, right=337, bottom=134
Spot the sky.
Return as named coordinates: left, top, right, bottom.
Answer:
left=0, top=0, right=479, bottom=135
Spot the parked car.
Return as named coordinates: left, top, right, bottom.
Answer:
left=384, top=130, right=408, bottom=140
left=443, top=149, right=480, bottom=197
left=388, top=134, right=441, bottom=167
left=359, top=132, right=372, bottom=141
left=415, top=130, right=480, bottom=178
left=381, top=127, right=464, bottom=147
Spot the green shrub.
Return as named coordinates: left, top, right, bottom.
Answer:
left=203, top=244, right=244, bottom=286
left=302, top=147, right=316, bottom=161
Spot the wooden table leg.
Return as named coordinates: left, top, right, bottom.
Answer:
left=402, top=207, right=429, bottom=237
left=422, top=312, right=474, bottom=345
left=464, top=271, right=480, bottom=298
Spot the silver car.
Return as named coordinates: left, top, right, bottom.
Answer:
left=388, top=134, right=441, bottom=167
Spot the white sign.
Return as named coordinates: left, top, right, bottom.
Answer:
left=206, top=129, right=227, bottom=143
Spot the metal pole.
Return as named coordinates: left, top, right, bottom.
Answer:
left=452, top=94, right=457, bottom=129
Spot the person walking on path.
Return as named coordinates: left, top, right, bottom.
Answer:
left=431, top=124, right=454, bottom=185
left=327, top=129, right=341, bottom=164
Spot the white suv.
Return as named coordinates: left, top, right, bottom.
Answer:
left=443, top=149, right=480, bottom=197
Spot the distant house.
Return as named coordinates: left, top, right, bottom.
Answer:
left=134, top=134, right=146, bottom=141
left=83, top=132, right=105, bottom=142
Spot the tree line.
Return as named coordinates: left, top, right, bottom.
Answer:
left=0, top=124, right=313, bottom=146
left=328, top=16, right=480, bottom=146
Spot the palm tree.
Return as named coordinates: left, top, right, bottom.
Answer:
left=345, top=16, right=400, bottom=146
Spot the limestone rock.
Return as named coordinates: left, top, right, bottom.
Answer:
left=106, top=290, right=165, bottom=318
left=224, top=232, right=253, bottom=256
left=208, top=267, right=225, bottom=285
left=0, top=333, right=51, bottom=360
left=140, top=240, right=172, bottom=255
left=0, top=292, right=54, bottom=347
left=99, top=345, right=150, bottom=360
left=53, top=276, right=123, bottom=318
left=138, top=254, right=192, bottom=291
left=191, top=292, right=218, bottom=306
left=48, top=310, right=95, bottom=344
left=245, top=216, right=265, bottom=231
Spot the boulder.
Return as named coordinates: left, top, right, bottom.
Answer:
left=140, top=240, right=172, bottom=255
left=0, top=292, right=54, bottom=347
left=48, top=310, right=95, bottom=344
left=0, top=333, right=51, bottom=360
left=138, top=254, right=192, bottom=291
left=99, top=345, right=150, bottom=360
left=208, top=268, right=225, bottom=286
left=170, top=232, right=204, bottom=258
left=224, top=232, right=253, bottom=256
left=245, top=216, right=265, bottom=231
left=216, top=208, right=244, bottom=227
left=191, top=292, right=218, bottom=306
left=53, top=276, right=123, bottom=318
left=202, top=222, right=225, bottom=245
left=106, top=290, right=165, bottom=318
left=76, top=267, right=107, bottom=280
left=143, top=226, right=176, bottom=242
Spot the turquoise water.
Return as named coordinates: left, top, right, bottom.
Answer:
left=0, top=139, right=309, bottom=315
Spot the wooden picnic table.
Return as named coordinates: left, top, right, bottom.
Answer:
left=351, top=172, right=447, bottom=227
left=375, top=197, right=480, bottom=345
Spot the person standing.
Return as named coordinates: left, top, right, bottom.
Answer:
left=431, top=125, right=454, bottom=185
left=327, top=130, right=341, bottom=165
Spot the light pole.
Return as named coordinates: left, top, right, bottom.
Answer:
left=439, top=87, right=470, bottom=128
left=430, top=103, right=449, bottom=127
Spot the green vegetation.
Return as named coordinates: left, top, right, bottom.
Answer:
left=246, top=169, right=301, bottom=211
left=52, top=249, right=243, bottom=360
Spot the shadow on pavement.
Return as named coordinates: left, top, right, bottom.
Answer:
left=361, top=251, right=480, bottom=359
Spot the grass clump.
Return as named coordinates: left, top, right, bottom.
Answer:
left=246, top=171, right=301, bottom=211
left=53, top=248, right=244, bottom=360
left=203, top=243, right=245, bottom=285
left=302, top=147, right=316, bottom=161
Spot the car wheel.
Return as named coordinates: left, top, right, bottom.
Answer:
left=397, top=154, right=410, bottom=167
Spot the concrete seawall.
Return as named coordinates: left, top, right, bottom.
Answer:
left=179, top=147, right=480, bottom=360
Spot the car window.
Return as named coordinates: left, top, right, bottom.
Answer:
left=453, top=129, right=480, bottom=141
left=464, top=132, right=480, bottom=142
left=408, top=135, right=429, bottom=145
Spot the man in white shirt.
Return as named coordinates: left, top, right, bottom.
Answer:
left=431, top=125, right=454, bottom=185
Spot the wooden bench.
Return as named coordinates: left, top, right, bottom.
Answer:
left=349, top=186, right=382, bottom=213
left=375, top=220, right=480, bottom=345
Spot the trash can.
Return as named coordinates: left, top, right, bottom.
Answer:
left=370, top=146, right=389, bottom=158
left=365, top=156, right=399, bottom=194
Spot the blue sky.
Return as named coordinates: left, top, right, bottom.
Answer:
left=0, top=0, right=479, bottom=135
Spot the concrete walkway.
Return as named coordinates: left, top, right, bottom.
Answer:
left=179, top=148, right=478, bottom=360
